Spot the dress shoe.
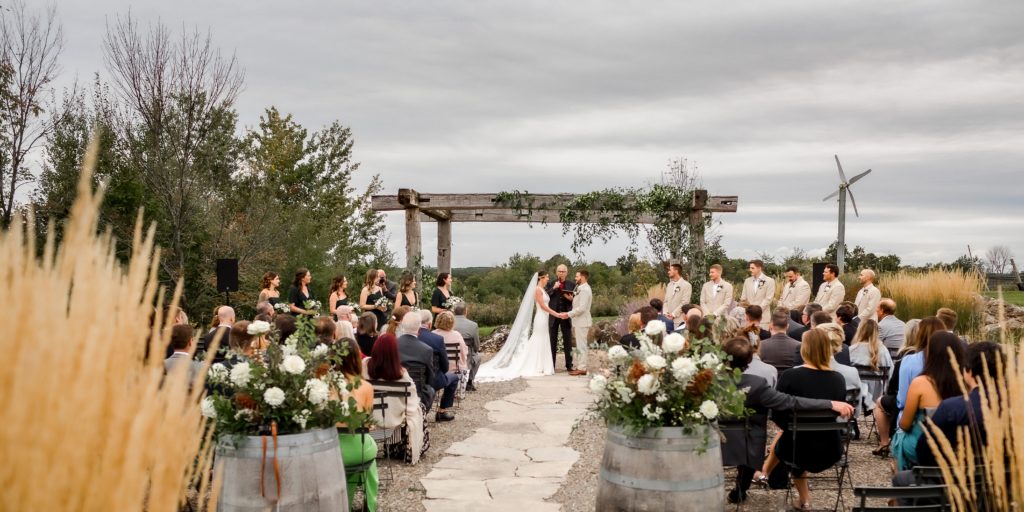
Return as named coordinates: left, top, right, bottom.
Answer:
left=568, top=369, right=588, bottom=376
left=466, top=382, right=477, bottom=392
left=436, top=411, right=456, bottom=422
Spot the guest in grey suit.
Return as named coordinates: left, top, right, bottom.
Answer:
left=164, top=324, right=202, bottom=388
left=761, top=309, right=803, bottom=369
left=453, top=303, right=481, bottom=391
left=396, top=314, right=437, bottom=411
left=720, top=337, right=854, bottom=504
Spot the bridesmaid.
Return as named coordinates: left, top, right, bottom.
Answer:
left=359, top=269, right=388, bottom=331
left=398, top=271, right=418, bottom=309
left=430, top=272, right=453, bottom=316
left=258, top=272, right=281, bottom=307
left=329, top=275, right=350, bottom=318
left=288, top=267, right=316, bottom=316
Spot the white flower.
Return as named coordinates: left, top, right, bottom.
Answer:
left=293, top=409, right=311, bottom=430
left=589, top=375, right=608, bottom=394
left=644, top=320, right=666, bottom=337
left=608, top=345, right=631, bottom=365
left=247, top=320, right=271, bottom=335
left=282, top=343, right=298, bottom=357
left=311, top=344, right=329, bottom=358
left=671, top=357, right=698, bottom=382
left=636, top=374, right=660, bottom=395
left=229, top=362, right=252, bottom=387
left=304, top=378, right=330, bottom=406
left=699, top=400, right=719, bottom=419
left=282, top=355, right=306, bottom=375
left=612, top=381, right=635, bottom=402
left=339, top=401, right=350, bottom=415
left=208, top=363, right=228, bottom=383
left=699, top=353, right=720, bottom=368
left=264, top=387, right=286, bottom=407
left=200, top=397, right=217, bottom=419
left=656, top=393, right=668, bottom=402
left=662, top=333, right=686, bottom=353
left=234, top=409, right=255, bottom=421
left=642, top=404, right=661, bottom=420
left=645, top=355, right=667, bottom=371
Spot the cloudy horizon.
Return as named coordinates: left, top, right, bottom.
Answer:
left=38, top=1, right=1024, bottom=268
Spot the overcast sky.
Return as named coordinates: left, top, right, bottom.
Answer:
left=46, top=1, right=1024, bottom=269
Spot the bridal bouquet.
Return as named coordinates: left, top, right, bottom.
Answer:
left=589, top=320, right=747, bottom=437
left=442, top=295, right=465, bottom=310
left=202, top=316, right=369, bottom=438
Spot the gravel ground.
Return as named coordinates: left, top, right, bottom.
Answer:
left=553, top=348, right=897, bottom=512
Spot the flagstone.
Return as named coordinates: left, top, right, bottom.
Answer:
left=446, top=442, right=530, bottom=462
left=486, top=476, right=563, bottom=501
left=420, top=479, right=492, bottom=501
left=422, top=499, right=562, bottom=512
left=527, top=446, right=580, bottom=463
left=462, top=430, right=566, bottom=450
left=515, top=460, right=576, bottom=478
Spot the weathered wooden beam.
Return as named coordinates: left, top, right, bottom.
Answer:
left=404, top=206, right=421, bottom=271
left=421, top=209, right=450, bottom=221
left=437, top=220, right=452, bottom=274
left=372, top=191, right=739, bottom=213
left=418, top=209, right=660, bottom=224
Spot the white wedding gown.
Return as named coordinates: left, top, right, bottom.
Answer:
left=475, top=277, right=555, bottom=382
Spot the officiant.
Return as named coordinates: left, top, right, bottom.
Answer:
left=546, top=264, right=576, bottom=372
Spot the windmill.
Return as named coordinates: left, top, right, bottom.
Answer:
left=822, top=155, right=872, bottom=275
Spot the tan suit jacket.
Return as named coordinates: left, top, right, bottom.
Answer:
left=814, top=279, right=846, bottom=315
left=740, top=274, right=776, bottom=328
left=663, top=278, right=692, bottom=318
left=778, top=278, right=812, bottom=311
left=700, top=280, right=734, bottom=316
left=854, top=284, right=881, bottom=322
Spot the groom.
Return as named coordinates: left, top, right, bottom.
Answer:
left=546, top=264, right=575, bottom=373
left=566, top=269, right=592, bottom=376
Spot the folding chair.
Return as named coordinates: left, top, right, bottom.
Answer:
left=851, top=485, right=948, bottom=511
left=855, top=365, right=891, bottom=442
left=341, top=426, right=378, bottom=512
left=846, top=387, right=863, bottom=440
left=784, top=409, right=855, bottom=511
left=718, top=417, right=752, bottom=511
left=366, top=382, right=412, bottom=486
left=403, top=362, right=433, bottom=412
left=444, top=342, right=465, bottom=406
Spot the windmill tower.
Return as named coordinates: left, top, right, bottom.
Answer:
left=822, top=155, right=872, bottom=274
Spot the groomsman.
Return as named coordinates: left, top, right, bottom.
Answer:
left=662, top=263, right=692, bottom=321
left=739, top=260, right=776, bottom=329
left=814, top=263, right=846, bottom=316
left=700, top=264, right=734, bottom=316
left=855, top=268, right=882, bottom=322
left=779, top=266, right=811, bottom=310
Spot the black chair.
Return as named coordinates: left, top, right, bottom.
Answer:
left=718, top=418, right=752, bottom=511
left=366, top=381, right=413, bottom=486
left=444, top=342, right=464, bottom=407
left=852, top=485, right=948, bottom=511
left=855, top=365, right=891, bottom=441
left=403, top=362, right=434, bottom=412
left=784, top=409, right=855, bottom=511
left=340, top=425, right=378, bottom=512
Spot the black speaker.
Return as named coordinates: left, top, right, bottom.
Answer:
left=811, top=262, right=827, bottom=296
left=216, top=259, right=239, bottom=293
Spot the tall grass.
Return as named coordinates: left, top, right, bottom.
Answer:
left=0, top=138, right=216, bottom=511
left=925, top=294, right=1022, bottom=511
left=879, top=269, right=983, bottom=336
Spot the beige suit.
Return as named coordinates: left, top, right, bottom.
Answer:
left=663, top=278, right=692, bottom=319
left=740, top=274, right=776, bottom=328
left=814, top=279, right=846, bottom=315
left=699, top=280, right=734, bottom=316
left=568, top=282, right=593, bottom=370
left=778, top=278, right=812, bottom=311
left=854, top=284, right=881, bottom=322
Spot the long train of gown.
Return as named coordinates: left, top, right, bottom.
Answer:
left=475, top=306, right=555, bottom=382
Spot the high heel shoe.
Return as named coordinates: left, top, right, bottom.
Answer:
left=751, top=472, right=769, bottom=487
left=871, top=444, right=891, bottom=457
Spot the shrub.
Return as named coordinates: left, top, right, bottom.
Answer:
left=879, top=269, right=983, bottom=336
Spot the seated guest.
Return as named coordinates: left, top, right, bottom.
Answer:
left=817, top=324, right=860, bottom=392
left=835, top=304, right=857, bottom=345
left=756, top=329, right=848, bottom=509
left=877, top=298, right=907, bottom=355
left=892, top=332, right=965, bottom=470
left=202, top=306, right=235, bottom=361
left=164, top=324, right=201, bottom=387
left=722, top=336, right=853, bottom=504
left=685, top=314, right=715, bottom=343
left=619, top=313, right=643, bottom=350
left=315, top=315, right=338, bottom=345
left=363, top=333, right=428, bottom=464
left=395, top=314, right=436, bottom=411
left=333, top=337, right=378, bottom=511
left=745, top=335, right=777, bottom=388
left=896, top=317, right=947, bottom=415
left=808, top=312, right=850, bottom=365
left=274, top=314, right=296, bottom=344
left=355, top=312, right=379, bottom=356
left=840, top=300, right=861, bottom=328
left=336, top=318, right=355, bottom=342
left=787, top=303, right=821, bottom=341
left=849, top=319, right=893, bottom=408
left=760, top=308, right=803, bottom=370
left=741, top=305, right=771, bottom=343
left=650, top=298, right=674, bottom=333
left=255, top=301, right=275, bottom=320
left=433, top=311, right=469, bottom=397
left=418, top=310, right=459, bottom=422
left=453, top=303, right=482, bottom=391
left=936, top=307, right=969, bottom=346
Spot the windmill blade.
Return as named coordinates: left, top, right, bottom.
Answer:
left=849, top=168, right=872, bottom=185
left=835, top=155, right=848, bottom=184
left=848, top=187, right=860, bottom=217
left=822, top=188, right=841, bottom=202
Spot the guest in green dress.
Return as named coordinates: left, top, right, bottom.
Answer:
left=334, top=337, right=378, bottom=511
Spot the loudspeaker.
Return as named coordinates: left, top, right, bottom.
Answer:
left=216, top=259, right=239, bottom=293
left=811, top=262, right=827, bottom=296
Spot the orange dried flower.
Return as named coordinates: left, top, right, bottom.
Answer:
left=628, top=360, right=647, bottom=383
left=314, top=363, right=330, bottom=378
left=235, top=393, right=258, bottom=410
left=685, top=368, right=714, bottom=397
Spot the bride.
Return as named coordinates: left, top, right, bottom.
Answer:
left=475, top=270, right=566, bottom=382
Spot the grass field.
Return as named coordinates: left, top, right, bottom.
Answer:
left=985, top=289, right=1024, bottom=306
left=480, top=315, right=619, bottom=337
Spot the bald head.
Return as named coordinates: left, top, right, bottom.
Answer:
left=217, top=306, right=236, bottom=325
left=878, top=298, right=897, bottom=318
left=686, top=307, right=703, bottom=320
left=859, top=268, right=876, bottom=285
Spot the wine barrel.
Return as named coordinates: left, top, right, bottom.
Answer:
left=216, top=427, right=348, bottom=512
left=597, top=425, right=724, bottom=511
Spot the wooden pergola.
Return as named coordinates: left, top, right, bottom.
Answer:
left=370, top=189, right=738, bottom=275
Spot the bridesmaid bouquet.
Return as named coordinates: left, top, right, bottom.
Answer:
left=303, top=299, right=322, bottom=313
left=373, top=296, right=393, bottom=311
left=442, top=296, right=465, bottom=310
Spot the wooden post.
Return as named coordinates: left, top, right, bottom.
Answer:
left=687, top=190, right=708, bottom=279
left=437, top=219, right=452, bottom=274
left=399, top=189, right=423, bottom=272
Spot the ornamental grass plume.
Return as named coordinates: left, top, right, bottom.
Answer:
left=0, top=136, right=218, bottom=511
left=879, top=269, right=983, bottom=337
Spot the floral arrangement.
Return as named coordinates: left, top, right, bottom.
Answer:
left=373, top=296, right=393, bottom=312
left=442, top=295, right=465, bottom=310
left=202, top=316, right=369, bottom=438
left=589, top=319, right=747, bottom=437
left=303, top=299, right=322, bottom=313
left=273, top=302, right=291, bottom=314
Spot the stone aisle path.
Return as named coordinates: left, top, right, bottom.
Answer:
left=419, top=375, right=593, bottom=512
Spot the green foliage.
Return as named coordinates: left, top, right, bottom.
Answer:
left=825, top=241, right=903, bottom=273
